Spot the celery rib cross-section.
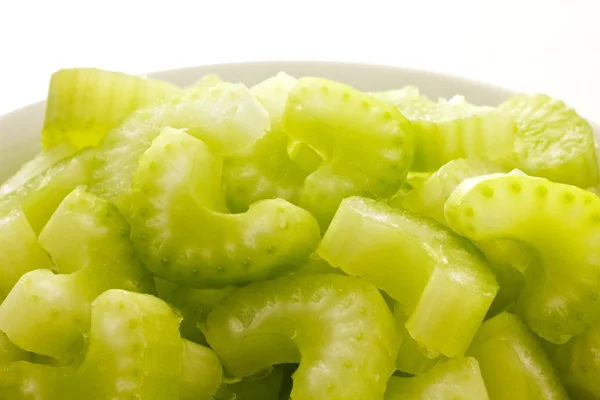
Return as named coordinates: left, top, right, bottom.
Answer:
left=318, top=196, right=498, bottom=357
left=446, top=173, right=600, bottom=343
left=204, top=274, right=400, bottom=400
left=282, top=77, right=415, bottom=230
left=130, top=128, right=321, bottom=287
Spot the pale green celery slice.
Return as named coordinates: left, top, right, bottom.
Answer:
left=467, top=312, right=569, bottom=400
left=318, top=196, right=497, bottom=357
left=91, top=80, right=270, bottom=214
left=393, top=304, right=441, bottom=375
left=180, top=339, right=223, bottom=400
left=373, top=86, right=515, bottom=171
left=204, top=274, right=400, bottom=400
left=498, top=94, right=599, bottom=188
left=0, top=143, right=78, bottom=196
left=384, top=357, right=489, bottom=400
left=186, top=74, right=223, bottom=93
left=0, top=207, right=53, bottom=303
left=0, top=290, right=183, bottom=400
left=130, top=127, right=320, bottom=286
left=545, top=320, right=600, bottom=400
left=387, top=171, right=433, bottom=209
left=0, top=187, right=155, bottom=360
left=282, top=77, right=415, bottom=230
left=403, top=158, right=531, bottom=315
left=223, top=72, right=308, bottom=212
left=445, top=173, right=600, bottom=343
left=42, top=68, right=182, bottom=149
left=0, top=149, right=94, bottom=233
left=171, top=286, right=237, bottom=345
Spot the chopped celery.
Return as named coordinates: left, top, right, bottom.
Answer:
left=446, top=173, right=600, bottom=343
left=373, top=87, right=515, bottom=171
left=42, top=68, right=182, bottom=149
left=319, top=197, right=497, bottom=357
left=282, top=77, right=414, bottom=230
left=204, top=274, right=400, bottom=400
left=467, top=312, right=569, bottom=400
left=130, top=128, right=320, bottom=286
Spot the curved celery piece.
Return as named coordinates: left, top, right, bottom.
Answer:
left=171, top=285, right=237, bottom=345
left=546, top=321, right=600, bottom=399
left=0, top=332, right=31, bottom=364
left=0, top=143, right=78, bottom=196
left=0, top=207, right=53, bottom=302
left=0, top=149, right=94, bottom=233
left=0, top=187, right=155, bottom=359
left=446, top=173, right=600, bottom=343
left=130, top=128, right=320, bottom=286
left=319, top=197, right=497, bottom=357
left=92, top=80, right=270, bottom=214
left=216, top=366, right=284, bottom=400
left=467, top=312, right=569, bottom=400
left=403, top=159, right=531, bottom=315
left=282, top=77, right=415, bottom=230
left=180, top=339, right=223, bottom=400
left=223, top=72, right=309, bottom=212
left=0, top=290, right=184, bottom=400
left=373, top=86, right=515, bottom=171
left=287, top=139, right=322, bottom=173
left=404, top=158, right=504, bottom=225
left=498, top=94, right=599, bottom=188
left=384, top=357, right=489, bottom=400
left=204, top=274, right=400, bottom=400
left=393, top=305, right=440, bottom=375
left=42, top=68, right=182, bottom=149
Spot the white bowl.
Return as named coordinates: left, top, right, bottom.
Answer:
left=0, top=61, right=597, bottom=182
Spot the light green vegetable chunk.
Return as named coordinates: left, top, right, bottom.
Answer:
left=223, top=72, right=309, bottom=212
left=204, top=274, right=400, bottom=400
left=319, top=197, right=497, bottom=357
left=467, top=312, right=569, bottom=400
left=92, top=80, right=270, bottom=214
left=0, top=290, right=185, bottom=400
left=171, top=286, right=237, bottom=345
left=393, top=305, right=440, bottom=375
left=546, top=321, right=600, bottom=400
left=0, top=187, right=155, bottom=360
left=0, top=207, right=53, bottom=303
left=216, top=366, right=284, bottom=400
left=0, top=149, right=94, bottom=233
left=0, top=143, right=78, bottom=197
left=373, top=86, right=515, bottom=172
left=180, top=339, right=223, bottom=400
left=403, top=158, right=504, bottom=224
left=403, top=159, right=532, bottom=315
left=498, top=94, right=599, bottom=188
left=130, top=127, right=320, bottom=287
left=384, top=357, right=489, bottom=400
left=446, top=173, right=600, bottom=343
left=282, top=77, right=415, bottom=230
left=42, top=68, right=182, bottom=149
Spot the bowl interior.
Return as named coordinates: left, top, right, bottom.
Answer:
left=0, top=61, right=596, bottom=183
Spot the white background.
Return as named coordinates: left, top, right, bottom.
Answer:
left=0, top=0, right=598, bottom=118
